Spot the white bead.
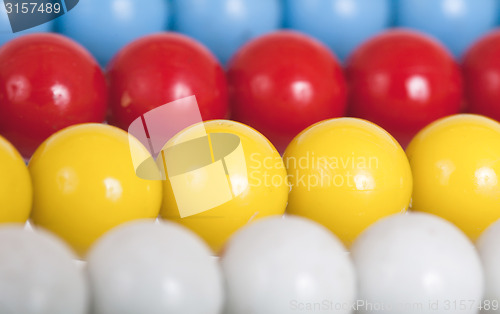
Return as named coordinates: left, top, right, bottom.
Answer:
left=351, top=212, right=484, bottom=314
left=221, top=215, right=356, bottom=314
left=477, top=219, right=500, bottom=314
left=87, top=220, right=224, bottom=314
left=0, top=225, right=88, bottom=314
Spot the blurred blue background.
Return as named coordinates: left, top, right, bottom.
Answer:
left=0, top=0, right=499, bottom=65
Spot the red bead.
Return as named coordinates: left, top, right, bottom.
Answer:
left=0, top=33, right=107, bottom=158
left=228, top=31, right=347, bottom=152
left=346, top=29, right=463, bottom=147
left=463, top=30, right=500, bottom=122
left=107, top=33, right=229, bottom=130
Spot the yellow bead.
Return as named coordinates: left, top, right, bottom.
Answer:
left=407, top=114, right=500, bottom=241
left=0, top=136, right=32, bottom=223
left=284, top=118, right=412, bottom=247
left=29, top=124, right=162, bottom=256
left=159, top=120, right=289, bottom=253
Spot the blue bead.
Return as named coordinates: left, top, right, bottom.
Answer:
left=172, top=0, right=282, bottom=65
left=0, top=0, right=54, bottom=47
left=56, top=0, right=170, bottom=67
left=396, top=0, right=499, bottom=58
left=284, top=0, right=392, bottom=62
